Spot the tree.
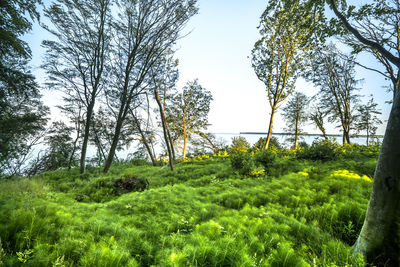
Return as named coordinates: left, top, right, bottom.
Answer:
left=309, top=106, right=329, bottom=141
left=307, top=45, right=360, bottom=144
left=42, top=0, right=112, bottom=174
left=282, top=92, right=309, bottom=149
left=166, top=80, right=213, bottom=159
left=325, top=0, right=400, bottom=263
left=252, top=0, right=320, bottom=150
left=102, top=0, right=198, bottom=173
left=0, top=0, right=49, bottom=177
left=355, top=96, right=382, bottom=146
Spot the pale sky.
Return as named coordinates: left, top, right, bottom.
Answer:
left=25, top=0, right=392, bottom=136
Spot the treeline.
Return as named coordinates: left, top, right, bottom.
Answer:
left=0, top=0, right=225, bottom=177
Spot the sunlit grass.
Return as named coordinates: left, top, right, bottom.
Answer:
left=0, top=151, right=375, bottom=266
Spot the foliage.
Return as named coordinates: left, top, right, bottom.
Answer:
left=230, top=136, right=251, bottom=154
left=354, top=96, right=382, bottom=146
left=254, top=149, right=277, bottom=170
left=230, top=153, right=259, bottom=176
left=26, top=121, right=77, bottom=176
left=306, top=44, right=361, bottom=144
left=296, top=139, right=338, bottom=161
left=0, top=0, right=48, bottom=177
left=252, top=137, right=282, bottom=152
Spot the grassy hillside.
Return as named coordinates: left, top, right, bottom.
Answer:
left=0, top=144, right=379, bottom=266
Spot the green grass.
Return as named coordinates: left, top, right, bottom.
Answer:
left=0, top=152, right=375, bottom=266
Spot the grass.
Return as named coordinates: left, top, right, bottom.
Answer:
left=0, top=148, right=376, bottom=266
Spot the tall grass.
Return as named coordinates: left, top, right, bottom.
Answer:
left=0, top=147, right=376, bottom=266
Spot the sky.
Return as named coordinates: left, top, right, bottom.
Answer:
left=24, top=0, right=392, bottom=136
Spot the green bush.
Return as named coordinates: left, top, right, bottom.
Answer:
left=254, top=149, right=276, bottom=169
left=230, top=153, right=257, bottom=176
left=296, top=139, right=337, bottom=161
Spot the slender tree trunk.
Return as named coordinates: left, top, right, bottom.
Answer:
left=353, top=87, right=400, bottom=265
left=182, top=126, right=187, bottom=159
left=264, top=106, right=276, bottom=150
left=154, top=88, right=174, bottom=171
left=366, top=127, right=369, bottom=146
left=80, top=102, right=95, bottom=174
left=294, top=114, right=299, bottom=149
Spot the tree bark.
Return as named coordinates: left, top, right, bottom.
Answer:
left=80, top=102, right=95, bottom=174
left=264, top=106, right=276, bottom=150
left=294, top=114, right=299, bottom=149
left=103, top=118, right=123, bottom=173
left=353, top=87, right=400, bottom=265
left=182, top=126, right=187, bottom=159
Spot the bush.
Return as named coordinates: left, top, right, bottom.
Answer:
left=255, top=149, right=276, bottom=169
left=296, top=139, right=337, bottom=161
left=230, top=153, right=258, bottom=176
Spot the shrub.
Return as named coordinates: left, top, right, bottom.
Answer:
left=230, top=137, right=250, bottom=154
left=296, top=139, right=337, bottom=161
left=230, top=153, right=257, bottom=176
left=255, top=149, right=276, bottom=169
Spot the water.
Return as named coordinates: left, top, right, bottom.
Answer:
left=214, top=132, right=383, bottom=147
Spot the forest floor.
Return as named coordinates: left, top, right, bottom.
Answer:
left=0, top=146, right=378, bottom=266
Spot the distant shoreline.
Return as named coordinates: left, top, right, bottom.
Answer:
left=212, top=132, right=385, bottom=138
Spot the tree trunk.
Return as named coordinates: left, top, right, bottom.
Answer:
left=79, top=102, right=95, bottom=174
left=154, top=87, right=174, bottom=171
left=353, top=87, right=400, bottom=265
left=264, top=107, right=276, bottom=150
left=103, top=119, right=123, bottom=173
left=294, top=114, right=299, bottom=149
left=182, top=126, right=187, bottom=159
left=345, top=129, right=351, bottom=144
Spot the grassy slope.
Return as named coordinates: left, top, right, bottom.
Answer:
left=0, top=154, right=377, bottom=266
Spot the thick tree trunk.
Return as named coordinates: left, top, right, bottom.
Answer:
left=80, top=103, right=95, bottom=174
left=103, top=119, right=123, bottom=173
left=264, top=107, right=276, bottom=150
left=353, top=88, right=400, bottom=265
